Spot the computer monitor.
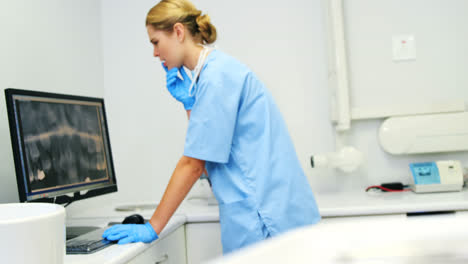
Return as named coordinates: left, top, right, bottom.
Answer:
left=4, top=88, right=117, bottom=205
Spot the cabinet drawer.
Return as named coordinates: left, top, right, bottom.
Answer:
left=186, top=223, right=222, bottom=264
left=127, top=226, right=186, bottom=264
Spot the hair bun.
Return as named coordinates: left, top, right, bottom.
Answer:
left=195, top=14, right=209, bottom=29
left=196, top=14, right=217, bottom=44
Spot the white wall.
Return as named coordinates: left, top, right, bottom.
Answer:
left=2, top=0, right=468, bottom=213
left=0, top=0, right=103, bottom=203
left=85, top=0, right=468, bottom=214
left=344, top=0, right=468, bottom=109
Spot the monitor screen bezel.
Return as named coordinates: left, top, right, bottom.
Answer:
left=4, top=88, right=118, bottom=203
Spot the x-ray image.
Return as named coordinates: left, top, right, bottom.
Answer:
left=17, top=100, right=109, bottom=192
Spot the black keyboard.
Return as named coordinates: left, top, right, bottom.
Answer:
left=66, top=227, right=115, bottom=254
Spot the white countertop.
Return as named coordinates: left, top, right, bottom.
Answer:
left=64, top=188, right=468, bottom=263
left=316, top=187, right=468, bottom=216
left=64, top=198, right=220, bottom=264
left=65, top=215, right=186, bottom=264
left=67, top=187, right=468, bottom=221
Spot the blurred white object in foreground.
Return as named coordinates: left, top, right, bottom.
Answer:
left=207, top=213, right=468, bottom=264
left=0, top=203, right=65, bottom=264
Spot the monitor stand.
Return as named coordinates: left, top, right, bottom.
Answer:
left=66, top=226, right=101, bottom=240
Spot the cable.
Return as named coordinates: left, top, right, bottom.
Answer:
left=366, top=186, right=411, bottom=192
left=366, top=182, right=411, bottom=192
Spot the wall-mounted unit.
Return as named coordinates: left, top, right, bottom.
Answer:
left=379, top=112, right=468, bottom=155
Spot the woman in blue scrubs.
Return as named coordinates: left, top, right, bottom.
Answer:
left=103, top=0, right=321, bottom=254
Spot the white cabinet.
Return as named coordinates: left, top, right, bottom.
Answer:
left=185, top=222, right=223, bottom=264
left=128, top=226, right=187, bottom=264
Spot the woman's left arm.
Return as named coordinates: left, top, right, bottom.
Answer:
left=148, top=155, right=204, bottom=235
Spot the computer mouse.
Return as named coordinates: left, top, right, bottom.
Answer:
left=122, top=214, right=145, bottom=224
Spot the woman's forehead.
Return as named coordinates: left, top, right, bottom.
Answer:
left=147, top=25, right=171, bottom=38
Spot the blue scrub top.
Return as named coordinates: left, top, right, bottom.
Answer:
left=184, top=50, right=321, bottom=254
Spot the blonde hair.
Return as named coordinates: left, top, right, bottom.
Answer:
left=146, top=0, right=217, bottom=45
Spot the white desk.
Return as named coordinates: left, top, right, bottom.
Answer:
left=64, top=188, right=468, bottom=263
left=64, top=200, right=221, bottom=264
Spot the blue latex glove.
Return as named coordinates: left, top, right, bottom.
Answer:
left=163, top=63, right=195, bottom=110
left=102, top=222, right=159, bottom=245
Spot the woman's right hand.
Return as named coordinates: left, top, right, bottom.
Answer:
left=163, top=63, right=195, bottom=110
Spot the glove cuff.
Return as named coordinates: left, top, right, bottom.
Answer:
left=144, top=222, right=159, bottom=241
left=183, top=99, right=195, bottom=110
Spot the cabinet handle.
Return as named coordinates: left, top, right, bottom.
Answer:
left=155, top=253, right=169, bottom=264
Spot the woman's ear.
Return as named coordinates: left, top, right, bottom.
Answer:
left=173, top=23, right=185, bottom=43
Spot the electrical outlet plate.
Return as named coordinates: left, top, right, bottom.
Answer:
left=392, top=34, right=416, bottom=61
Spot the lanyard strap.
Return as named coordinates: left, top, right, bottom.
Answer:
left=188, top=46, right=214, bottom=97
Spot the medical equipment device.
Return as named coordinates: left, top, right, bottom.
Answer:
left=379, top=112, right=468, bottom=155
left=410, top=160, right=464, bottom=193
left=311, top=146, right=363, bottom=173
